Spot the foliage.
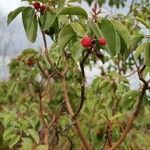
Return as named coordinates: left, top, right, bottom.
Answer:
left=0, top=0, right=149, bottom=149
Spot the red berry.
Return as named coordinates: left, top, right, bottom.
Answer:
left=27, top=59, right=35, bottom=67
left=33, top=2, right=41, bottom=10
left=99, top=37, right=107, bottom=45
left=40, top=4, right=46, bottom=13
left=80, top=36, right=93, bottom=48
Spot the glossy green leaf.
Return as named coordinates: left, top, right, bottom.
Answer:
left=91, top=19, right=118, bottom=56
left=134, top=43, right=145, bottom=59
left=72, top=41, right=83, bottom=61
left=41, top=12, right=56, bottom=31
left=129, top=34, right=144, bottom=51
left=99, top=19, right=119, bottom=56
left=58, top=24, right=75, bottom=49
left=58, top=6, right=88, bottom=19
left=144, top=42, right=150, bottom=67
left=125, top=34, right=144, bottom=58
left=111, top=19, right=130, bottom=55
left=70, top=23, right=86, bottom=37
left=7, top=6, right=25, bottom=25
left=22, top=7, right=38, bottom=42
left=27, top=129, right=39, bottom=144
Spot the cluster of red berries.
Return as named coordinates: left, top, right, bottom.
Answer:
left=32, top=1, right=46, bottom=13
left=80, top=36, right=107, bottom=48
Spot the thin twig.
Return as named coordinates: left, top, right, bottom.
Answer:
left=74, top=50, right=91, bottom=118
left=42, top=32, right=62, bottom=77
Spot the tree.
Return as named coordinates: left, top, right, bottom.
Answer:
left=0, top=0, right=149, bottom=149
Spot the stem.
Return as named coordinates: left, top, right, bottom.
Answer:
left=42, top=32, right=61, bottom=77
left=74, top=50, right=91, bottom=118
left=109, top=81, right=148, bottom=150
left=61, top=78, right=92, bottom=150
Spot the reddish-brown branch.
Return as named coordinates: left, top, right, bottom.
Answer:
left=42, top=32, right=62, bottom=77
left=74, top=50, right=91, bottom=118
left=61, top=77, right=92, bottom=150
left=109, top=77, right=148, bottom=150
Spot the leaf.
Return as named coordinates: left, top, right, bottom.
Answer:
left=3, top=114, right=14, bottom=127
left=24, top=117, right=36, bottom=128
left=144, top=42, right=150, bottom=67
left=129, top=34, right=144, bottom=51
left=22, top=7, right=38, bottom=42
left=70, top=23, right=86, bottom=37
left=58, top=6, right=88, bottom=19
left=136, top=17, right=150, bottom=29
left=125, top=34, right=144, bottom=58
left=121, top=90, right=138, bottom=110
left=116, top=32, right=121, bottom=54
left=9, top=135, right=21, bottom=149
left=41, top=12, right=56, bottom=31
left=99, top=19, right=119, bottom=56
left=36, top=145, right=48, bottom=150
left=3, top=127, right=17, bottom=141
left=7, top=6, right=25, bottom=25
left=72, top=41, right=83, bottom=61
left=91, top=19, right=118, bottom=56
left=27, top=129, right=39, bottom=144
left=134, top=43, right=145, bottom=59
left=58, top=24, right=75, bottom=49
left=110, top=114, right=123, bottom=121
left=111, top=19, right=130, bottom=55
left=21, top=138, right=33, bottom=150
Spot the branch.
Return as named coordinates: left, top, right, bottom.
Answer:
left=74, top=50, right=91, bottom=118
left=61, top=77, right=93, bottom=150
left=42, top=32, right=62, bottom=77
left=127, top=0, right=135, bottom=15
left=109, top=66, right=148, bottom=150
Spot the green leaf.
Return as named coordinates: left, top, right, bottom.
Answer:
left=91, top=19, right=118, bottom=56
left=3, top=127, right=17, bottom=141
left=21, top=138, right=33, bottom=150
left=70, top=23, right=86, bottom=37
left=36, top=145, right=48, bottom=150
left=27, top=129, right=39, bottom=144
left=7, top=6, right=25, bottom=25
left=58, top=24, right=75, bottom=49
left=98, top=19, right=119, bottom=56
left=41, top=12, right=56, bottom=31
left=3, top=114, right=14, bottom=127
left=110, top=113, right=123, bottom=121
left=111, top=19, right=130, bottom=55
left=58, top=6, right=88, bottom=19
left=72, top=41, right=83, bottom=61
left=22, top=7, right=38, bottom=42
left=144, top=42, right=150, bottom=67
left=9, top=135, right=21, bottom=149
left=129, top=34, right=144, bottom=51
left=136, top=17, right=150, bottom=29
left=125, top=34, right=144, bottom=58
left=134, top=43, right=145, bottom=59
left=116, top=32, right=121, bottom=54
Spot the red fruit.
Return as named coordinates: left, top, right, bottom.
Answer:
left=27, top=59, right=35, bottom=67
left=99, top=37, right=107, bottom=45
left=40, top=4, right=46, bottom=13
left=33, top=2, right=41, bottom=10
left=80, top=36, right=93, bottom=48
